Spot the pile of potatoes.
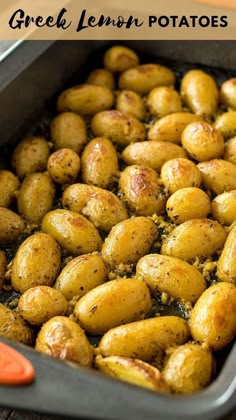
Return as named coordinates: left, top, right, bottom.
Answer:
left=0, top=45, right=236, bottom=395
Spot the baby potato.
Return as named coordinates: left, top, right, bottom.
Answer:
left=181, top=69, right=219, bottom=118
left=148, top=112, right=202, bottom=144
left=47, top=148, right=80, bottom=184
left=62, top=184, right=128, bottom=233
left=0, top=251, right=7, bottom=289
left=122, top=141, right=186, bottom=172
left=116, top=90, right=145, bottom=120
left=12, top=136, right=50, bottom=179
left=36, top=316, right=93, bottom=367
left=57, top=84, right=114, bottom=116
left=17, top=172, right=55, bottom=224
left=54, top=254, right=106, bottom=301
left=18, top=286, right=68, bottom=326
left=0, top=304, right=34, bottom=345
left=81, top=137, right=119, bottom=189
left=104, top=45, right=139, bottom=73
left=42, top=209, right=102, bottom=256
left=147, top=87, right=182, bottom=118
left=224, top=137, right=236, bottom=165
left=166, top=187, right=211, bottom=224
left=220, top=78, right=236, bottom=109
left=119, top=165, right=166, bottom=216
left=163, top=344, right=213, bottom=394
left=161, top=218, right=227, bottom=262
left=11, top=233, right=61, bottom=293
left=102, top=217, right=157, bottom=268
left=74, top=279, right=152, bottom=335
left=86, top=68, right=115, bottom=89
left=190, top=282, right=236, bottom=351
left=0, top=207, right=24, bottom=244
left=119, top=64, right=175, bottom=94
left=0, top=170, right=20, bottom=208
left=50, top=112, right=87, bottom=153
left=214, top=111, right=236, bottom=140
left=181, top=122, right=224, bottom=162
left=160, top=158, right=202, bottom=194
left=91, top=110, right=146, bottom=147
left=198, top=159, right=236, bottom=195
left=98, top=316, right=189, bottom=361
left=136, top=254, right=206, bottom=303
left=212, top=190, right=236, bottom=226
left=217, top=225, right=236, bottom=283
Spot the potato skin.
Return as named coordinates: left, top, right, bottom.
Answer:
left=116, top=90, right=145, bottom=120
left=122, top=141, right=186, bottom=172
left=74, top=279, right=152, bottom=335
left=224, top=137, right=236, bottom=165
left=148, top=112, right=202, bottom=144
left=98, top=316, right=189, bottom=361
left=47, top=148, right=80, bottom=184
left=119, top=165, right=166, bottom=216
left=104, top=46, right=139, bottom=73
left=198, top=159, right=236, bottom=195
left=220, top=78, right=236, bottom=109
left=147, top=87, right=182, bottom=117
left=212, top=190, right=236, bottom=226
left=57, top=84, right=114, bottom=116
left=161, top=218, right=227, bottom=262
left=11, top=233, right=61, bottom=294
left=136, top=254, right=206, bottom=303
left=166, top=187, right=211, bottom=224
left=81, top=137, right=119, bottom=189
left=54, top=254, right=107, bottom=301
left=119, top=64, right=175, bottom=94
left=91, top=110, right=146, bottom=147
left=190, top=282, right=236, bottom=351
left=36, top=316, right=93, bottom=367
left=181, top=69, right=219, bottom=118
left=42, top=209, right=102, bottom=256
left=163, top=344, right=213, bottom=394
left=0, top=170, right=20, bottom=208
left=161, top=158, right=202, bottom=194
left=217, top=225, right=236, bottom=284
left=0, top=207, right=24, bottom=244
left=101, top=217, right=157, bottom=268
left=0, top=251, right=6, bottom=289
left=12, top=137, right=50, bottom=179
left=86, top=68, right=115, bottom=89
left=17, top=172, right=55, bottom=224
left=18, top=286, right=68, bottom=326
left=50, top=112, right=87, bottom=153
left=0, top=303, right=34, bottom=345
left=214, top=111, right=236, bottom=140
left=62, top=184, right=128, bottom=233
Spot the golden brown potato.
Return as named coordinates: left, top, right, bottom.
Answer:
left=50, top=112, right=87, bottom=153
left=47, top=148, right=80, bottom=184
left=104, top=45, right=139, bottom=73
left=0, top=170, right=20, bottom=208
left=36, top=316, right=93, bottom=367
left=119, top=165, right=166, bottom=216
left=62, top=184, right=128, bottom=233
left=11, top=233, right=61, bottom=294
left=98, top=316, right=189, bottom=361
left=42, top=209, right=102, bottom=256
left=181, top=69, right=219, bottom=118
left=136, top=254, right=206, bottom=303
left=116, top=90, right=145, bottom=120
left=86, top=68, right=115, bottom=89
left=0, top=304, right=34, bottom=345
left=190, top=282, right=236, bottom=351
left=54, top=254, right=107, bottom=301
left=101, top=217, right=157, bottom=268
left=119, top=64, right=175, bottom=94
left=181, top=122, right=224, bottom=162
left=81, top=137, right=119, bottom=189
left=147, top=86, right=182, bottom=117
left=148, top=112, right=202, bottom=144
left=18, top=286, right=68, bottom=326
left=198, top=159, right=236, bottom=195
left=217, top=225, right=236, bottom=283
left=220, top=78, right=236, bottom=109
left=74, top=279, right=152, bottom=335
left=163, top=344, right=213, bottom=394
left=0, top=251, right=6, bottom=289
left=91, top=110, right=146, bottom=147
left=160, top=158, right=202, bottom=194
left=214, top=111, right=236, bottom=140
left=17, top=172, right=55, bottom=224
left=212, top=190, right=236, bottom=226
left=224, top=137, right=236, bottom=165
left=166, top=187, right=211, bottom=224
left=0, top=207, right=24, bottom=244
left=57, top=84, right=114, bottom=116
left=161, top=218, right=227, bottom=262
left=12, top=137, right=50, bottom=179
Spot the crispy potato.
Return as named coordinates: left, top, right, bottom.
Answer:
left=147, top=86, right=182, bottom=117
left=0, top=170, right=20, bottom=208
left=217, top=225, right=236, bottom=284
left=214, top=111, right=236, bottom=140
left=224, top=137, right=236, bottom=165
left=212, top=190, right=236, bottom=226
left=0, top=251, right=6, bottom=289
left=161, top=158, right=202, bottom=194
left=86, top=68, right=115, bottom=89
left=220, top=78, right=236, bottom=109
left=50, top=112, right=87, bottom=153
left=12, top=137, right=50, bottom=179
left=0, top=207, right=24, bottom=244
left=0, top=304, right=34, bottom=345
left=47, top=148, right=80, bottom=184
left=116, top=90, right=145, bottom=120
left=104, top=45, right=139, bottom=73
left=198, top=159, right=236, bottom=195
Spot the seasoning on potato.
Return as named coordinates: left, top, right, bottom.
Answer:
left=47, top=148, right=80, bottom=184
left=198, top=159, right=236, bottom=195
left=86, top=68, right=115, bottom=89
left=217, top=225, right=236, bottom=284
left=160, top=158, right=202, bottom=194
left=0, top=303, right=34, bottom=345
left=116, top=90, right=145, bottom=120
left=0, top=207, right=25, bottom=244
left=104, top=45, right=140, bottom=73
left=147, top=86, right=182, bottom=117
left=50, top=112, right=87, bottom=153
left=0, top=170, right=20, bottom=208
left=212, top=190, right=236, bottom=226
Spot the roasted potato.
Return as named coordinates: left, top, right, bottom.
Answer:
left=0, top=170, right=20, bottom=208
left=0, top=304, right=34, bottom=345
left=214, top=111, right=236, bottom=139
left=212, top=190, right=236, bottom=226
left=161, top=158, right=202, bottom=194
left=224, top=136, right=236, bottom=165
left=47, top=148, right=80, bottom=184
left=50, top=112, right=87, bottom=153
left=217, top=225, right=236, bottom=284
left=0, top=251, right=6, bottom=289
left=116, top=90, right=145, bottom=120
left=220, top=78, right=236, bottom=109
left=104, top=45, right=139, bottom=73
left=147, top=86, right=182, bottom=117
left=198, top=159, right=236, bottom=195
left=0, top=207, right=24, bottom=244
left=86, top=68, right=115, bottom=89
